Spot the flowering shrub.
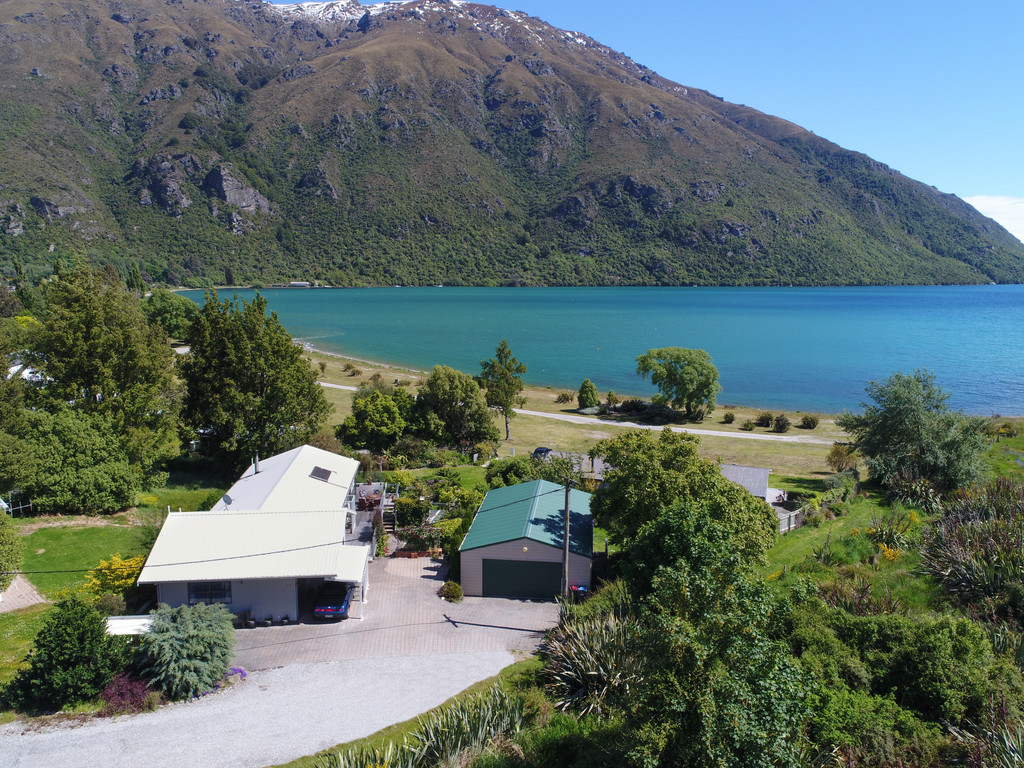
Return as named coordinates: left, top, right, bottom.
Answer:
left=396, top=524, right=443, bottom=551
left=438, top=581, right=463, bottom=602
left=878, top=543, right=902, bottom=561
left=85, top=554, right=146, bottom=600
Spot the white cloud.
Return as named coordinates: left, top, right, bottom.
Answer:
left=963, top=195, right=1024, bottom=245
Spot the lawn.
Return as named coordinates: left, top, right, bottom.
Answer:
left=310, top=350, right=839, bottom=482
left=0, top=604, right=49, bottom=689
left=987, top=430, right=1024, bottom=477
left=20, top=525, right=146, bottom=598
left=136, top=459, right=230, bottom=514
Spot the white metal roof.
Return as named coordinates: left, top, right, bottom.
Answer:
left=211, top=445, right=360, bottom=513
left=105, top=615, right=154, bottom=635
left=137, top=508, right=369, bottom=584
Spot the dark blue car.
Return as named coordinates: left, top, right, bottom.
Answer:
left=314, top=583, right=354, bottom=620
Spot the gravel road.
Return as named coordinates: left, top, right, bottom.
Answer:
left=514, top=408, right=832, bottom=443
left=0, top=650, right=515, bottom=768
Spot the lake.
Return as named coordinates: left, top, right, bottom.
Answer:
left=181, top=286, right=1024, bottom=415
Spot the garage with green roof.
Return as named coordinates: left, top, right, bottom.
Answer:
left=459, top=480, right=593, bottom=599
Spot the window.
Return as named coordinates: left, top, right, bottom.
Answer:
left=188, top=581, right=232, bottom=605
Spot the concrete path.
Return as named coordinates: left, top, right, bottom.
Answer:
left=514, top=408, right=832, bottom=444
left=0, top=575, right=47, bottom=614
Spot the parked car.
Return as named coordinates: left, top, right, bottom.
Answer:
left=314, top=583, right=355, bottom=620
left=532, top=447, right=553, bottom=460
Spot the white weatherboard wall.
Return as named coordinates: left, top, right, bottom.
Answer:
left=461, top=538, right=591, bottom=597
left=156, top=578, right=299, bottom=622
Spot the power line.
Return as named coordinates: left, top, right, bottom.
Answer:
left=1, top=485, right=571, bottom=578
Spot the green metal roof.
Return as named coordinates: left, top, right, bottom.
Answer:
left=459, top=479, right=593, bottom=557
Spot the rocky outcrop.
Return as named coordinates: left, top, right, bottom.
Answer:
left=129, top=155, right=195, bottom=217
left=29, top=196, right=83, bottom=222
left=203, top=164, right=271, bottom=215
left=297, top=164, right=337, bottom=199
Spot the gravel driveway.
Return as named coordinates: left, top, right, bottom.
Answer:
left=0, top=558, right=558, bottom=768
left=0, top=650, right=517, bottom=768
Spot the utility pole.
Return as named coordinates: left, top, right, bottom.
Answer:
left=562, top=480, right=572, bottom=598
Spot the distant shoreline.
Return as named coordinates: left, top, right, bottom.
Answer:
left=299, top=341, right=845, bottom=419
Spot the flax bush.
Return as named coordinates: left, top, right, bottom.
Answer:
left=922, top=479, right=1024, bottom=606
left=543, top=605, right=643, bottom=717
left=318, top=684, right=523, bottom=768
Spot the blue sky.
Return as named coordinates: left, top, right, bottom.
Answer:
left=280, top=0, right=1024, bottom=240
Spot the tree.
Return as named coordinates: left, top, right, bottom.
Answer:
left=589, top=429, right=776, bottom=559
left=8, top=406, right=140, bottom=514
left=0, top=511, right=20, bottom=592
left=414, top=365, right=499, bottom=447
left=837, top=369, right=988, bottom=492
left=635, top=347, right=721, bottom=419
left=26, top=265, right=178, bottom=484
left=485, top=455, right=585, bottom=489
left=5, top=598, right=128, bottom=712
left=179, top=291, right=331, bottom=473
left=137, top=602, right=235, bottom=701
left=141, top=288, right=199, bottom=339
left=577, top=378, right=600, bottom=409
left=479, top=339, right=527, bottom=440
left=626, top=503, right=807, bottom=768
left=338, top=389, right=407, bottom=452
left=826, top=442, right=858, bottom=473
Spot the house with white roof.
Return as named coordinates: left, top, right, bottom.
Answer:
left=138, top=445, right=368, bottom=623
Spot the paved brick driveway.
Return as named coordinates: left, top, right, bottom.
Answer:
left=233, top=557, right=559, bottom=670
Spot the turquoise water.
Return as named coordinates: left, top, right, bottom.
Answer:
left=181, top=286, right=1024, bottom=415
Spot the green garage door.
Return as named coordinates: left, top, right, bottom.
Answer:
left=482, top=559, right=561, bottom=598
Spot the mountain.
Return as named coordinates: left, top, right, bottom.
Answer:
left=1, top=0, right=1022, bottom=287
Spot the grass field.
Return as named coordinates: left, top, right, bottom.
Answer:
left=758, top=490, right=946, bottom=613
left=987, top=431, right=1024, bottom=477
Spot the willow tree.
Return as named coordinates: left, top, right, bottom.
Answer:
left=636, top=347, right=720, bottom=420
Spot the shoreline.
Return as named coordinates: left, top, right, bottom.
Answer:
left=187, top=287, right=1024, bottom=418
left=302, top=341, right=1024, bottom=421
left=300, top=341, right=848, bottom=419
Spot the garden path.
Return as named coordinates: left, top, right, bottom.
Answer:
left=0, top=575, right=46, bottom=614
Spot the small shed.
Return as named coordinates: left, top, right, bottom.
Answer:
left=460, top=480, right=592, bottom=599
